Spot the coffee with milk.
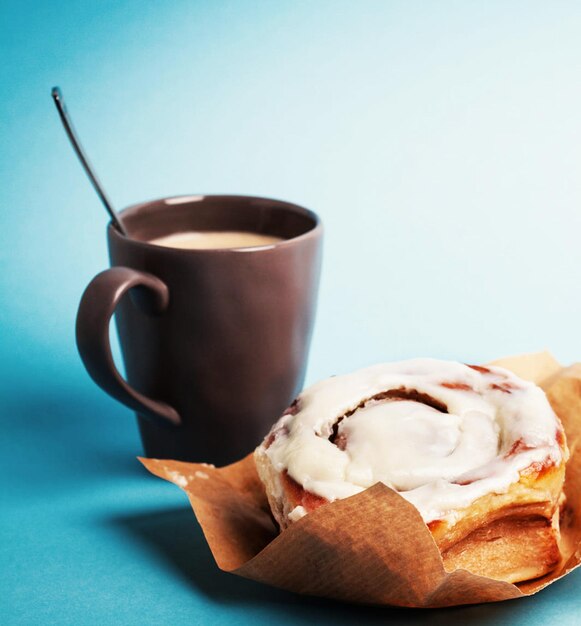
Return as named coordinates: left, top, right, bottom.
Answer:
left=150, top=231, right=283, bottom=250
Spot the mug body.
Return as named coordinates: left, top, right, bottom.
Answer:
left=107, top=195, right=322, bottom=464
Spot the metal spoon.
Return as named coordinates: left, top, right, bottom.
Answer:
left=51, top=87, right=127, bottom=236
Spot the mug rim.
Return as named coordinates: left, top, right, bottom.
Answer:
left=108, top=194, right=322, bottom=253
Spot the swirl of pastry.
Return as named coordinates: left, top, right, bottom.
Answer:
left=255, top=359, right=568, bottom=583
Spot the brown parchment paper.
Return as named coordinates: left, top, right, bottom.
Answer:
left=140, top=352, right=581, bottom=607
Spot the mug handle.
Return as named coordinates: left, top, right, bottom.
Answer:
left=76, top=266, right=181, bottom=426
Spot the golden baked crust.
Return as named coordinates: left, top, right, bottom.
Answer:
left=433, top=460, right=566, bottom=582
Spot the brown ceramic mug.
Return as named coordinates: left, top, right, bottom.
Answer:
left=76, top=195, right=322, bottom=465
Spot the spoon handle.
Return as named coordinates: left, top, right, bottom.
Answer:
left=51, top=87, right=127, bottom=236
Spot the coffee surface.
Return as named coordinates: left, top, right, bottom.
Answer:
left=150, top=231, right=283, bottom=250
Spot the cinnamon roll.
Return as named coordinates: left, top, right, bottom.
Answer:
left=254, top=359, right=568, bottom=583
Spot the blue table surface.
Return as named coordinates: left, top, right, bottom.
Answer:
left=2, top=1, right=580, bottom=624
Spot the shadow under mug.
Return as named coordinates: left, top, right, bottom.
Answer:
left=76, top=195, right=322, bottom=465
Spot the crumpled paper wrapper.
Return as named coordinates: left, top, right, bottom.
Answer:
left=140, top=352, right=581, bottom=607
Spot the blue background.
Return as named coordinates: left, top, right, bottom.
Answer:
left=1, top=1, right=580, bottom=623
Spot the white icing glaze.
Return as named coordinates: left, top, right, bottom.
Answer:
left=288, top=506, right=307, bottom=522
left=261, top=359, right=565, bottom=523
